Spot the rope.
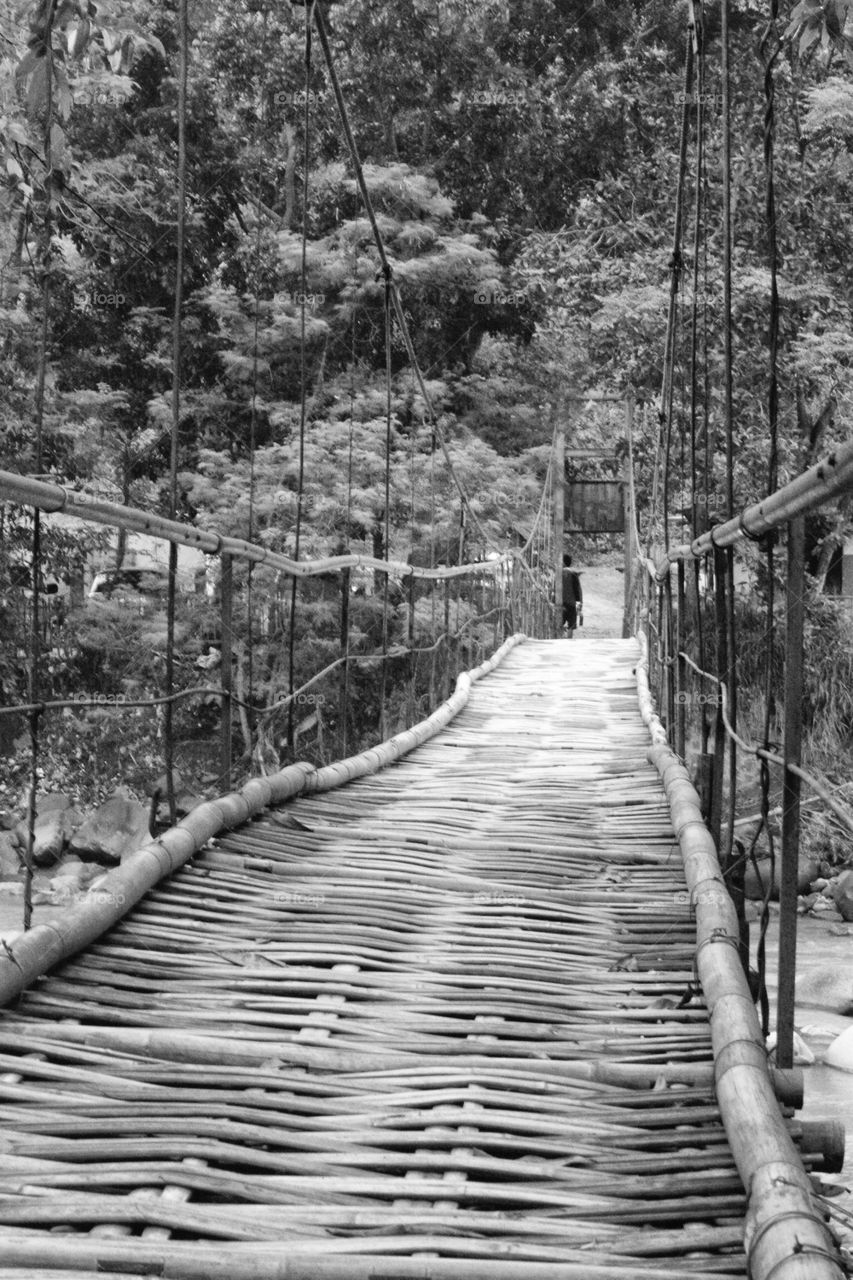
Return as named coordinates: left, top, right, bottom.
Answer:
left=659, top=33, right=694, bottom=554
left=162, top=0, right=189, bottom=826
left=286, top=0, right=314, bottom=755
left=245, top=7, right=272, bottom=713
left=24, top=0, right=59, bottom=930
left=689, top=0, right=705, bottom=535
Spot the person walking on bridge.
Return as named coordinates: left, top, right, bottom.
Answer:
left=561, top=553, right=583, bottom=638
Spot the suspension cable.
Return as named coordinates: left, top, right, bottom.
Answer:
left=286, top=0, right=314, bottom=755
left=659, top=32, right=695, bottom=554
left=163, top=0, right=189, bottom=826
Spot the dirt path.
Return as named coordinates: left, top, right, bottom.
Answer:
left=575, top=562, right=625, bottom=639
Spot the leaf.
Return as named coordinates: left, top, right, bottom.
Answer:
left=25, top=57, right=47, bottom=114
left=54, top=63, right=72, bottom=119
left=49, top=121, right=65, bottom=158
left=67, top=18, right=91, bottom=58
left=15, top=47, right=38, bottom=82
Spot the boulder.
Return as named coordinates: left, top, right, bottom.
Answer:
left=744, top=853, right=819, bottom=902
left=825, top=1025, right=853, bottom=1073
left=0, top=831, right=19, bottom=881
left=37, top=793, right=73, bottom=814
left=156, top=791, right=204, bottom=825
left=796, top=967, right=853, bottom=1016
left=11, top=803, right=81, bottom=868
left=69, top=788, right=151, bottom=865
left=834, top=870, right=853, bottom=922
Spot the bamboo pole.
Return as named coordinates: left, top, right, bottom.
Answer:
left=0, top=470, right=510, bottom=583
left=663, top=432, right=853, bottom=566
left=0, top=1240, right=750, bottom=1279
left=635, top=638, right=845, bottom=1280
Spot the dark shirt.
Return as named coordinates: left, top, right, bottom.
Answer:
left=562, top=569, right=582, bottom=606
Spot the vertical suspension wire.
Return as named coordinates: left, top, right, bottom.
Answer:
left=659, top=33, right=695, bottom=555
left=340, top=278, right=356, bottom=756
left=378, top=273, right=393, bottom=740
left=287, top=0, right=314, bottom=755
left=720, top=0, right=739, bottom=884
left=689, top=2, right=705, bottom=536
left=246, top=8, right=272, bottom=719
left=754, top=0, right=783, bottom=1033
left=164, top=0, right=189, bottom=826
left=24, top=0, right=58, bottom=929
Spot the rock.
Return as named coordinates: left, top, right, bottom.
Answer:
left=50, top=855, right=88, bottom=897
left=833, top=870, right=853, bottom=922
left=825, top=1025, right=853, bottom=1073
left=156, top=791, right=204, bottom=824
left=69, top=788, right=152, bottom=865
left=766, top=1029, right=815, bottom=1066
left=37, top=793, right=73, bottom=814
left=11, top=805, right=81, bottom=868
left=151, top=769, right=184, bottom=797
left=796, top=967, right=853, bottom=1015
left=744, top=853, right=820, bottom=902
left=0, top=831, right=20, bottom=880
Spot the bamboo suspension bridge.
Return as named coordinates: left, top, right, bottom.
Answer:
left=4, top=0, right=853, bottom=1277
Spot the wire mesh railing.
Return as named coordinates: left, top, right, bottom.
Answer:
left=0, top=465, right=554, bottom=934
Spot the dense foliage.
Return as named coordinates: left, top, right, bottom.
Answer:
left=1, top=0, right=852, bottom=800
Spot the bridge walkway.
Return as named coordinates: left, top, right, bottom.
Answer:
left=0, top=639, right=816, bottom=1278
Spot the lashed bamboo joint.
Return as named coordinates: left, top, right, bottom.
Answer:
left=0, top=637, right=844, bottom=1279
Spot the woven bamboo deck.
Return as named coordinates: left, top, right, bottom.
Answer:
left=0, top=638, right=825, bottom=1278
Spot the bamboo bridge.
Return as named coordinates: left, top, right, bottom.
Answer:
left=0, top=636, right=847, bottom=1280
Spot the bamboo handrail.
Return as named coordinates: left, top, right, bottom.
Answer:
left=0, top=470, right=511, bottom=582
left=635, top=633, right=845, bottom=1280
left=657, top=435, right=853, bottom=570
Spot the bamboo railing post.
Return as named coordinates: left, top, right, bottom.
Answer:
left=407, top=574, right=416, bottom=722
left=492, top=573, right=499, bottom=650
left=675, top=558, right=686, bottom=759
left=777, top=514, right=805, bottom=1068
left=339, top=566, right=350, bottom=754
left=164, top=539, right=179, bottom=826
left=443, top=578, right=451, bottom=698
left=709, top=543, right=728, bottom=852
left=663, top=573, right=676, bottom=739
left=554, top=418, right=565, bottom=637
left=219, top=552, right=233, bottom=789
